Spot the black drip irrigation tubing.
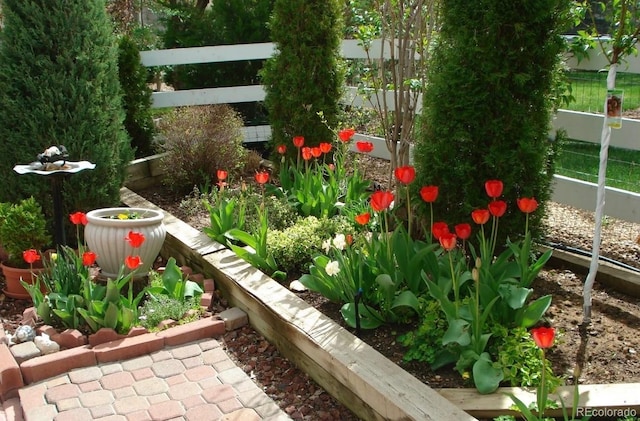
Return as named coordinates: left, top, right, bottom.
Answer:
left=541, top=240, right=640, bottom=274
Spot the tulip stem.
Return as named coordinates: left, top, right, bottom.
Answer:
left=448, top=252, right=459, bottom=318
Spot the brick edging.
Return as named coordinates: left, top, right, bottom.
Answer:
left=0, top=317, right=226, bottom=400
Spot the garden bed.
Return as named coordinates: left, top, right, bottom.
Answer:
left=122, top=184, right=640, bottom=420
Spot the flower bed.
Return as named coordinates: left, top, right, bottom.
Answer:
left=122, top=186, right=640, bottom=420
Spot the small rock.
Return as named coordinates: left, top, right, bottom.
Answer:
left=629, top=348, right=637, bottom=354
left=14, top=325, right=36, bottom=343
left=34, top=335, right=60, bottom=354
left=289, top=280, right=307, bottom=292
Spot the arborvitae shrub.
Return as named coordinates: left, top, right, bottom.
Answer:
left=0, top=0, right=133, bottom=223
left=261, top=0, right=345, bottom=160
left=413, top=0, right=571, bottom=245
left=118, top=35, right=156, bottom=158
left=157, top=105, right=247, bottom=194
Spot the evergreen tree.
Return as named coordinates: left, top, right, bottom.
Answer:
left=261, top=0, right=345, bottom=157
left=413, top=0, right=571, bottom=244
left=118, top=34, right=156, bottom=158
left=0, top=0, right=133, bottom=221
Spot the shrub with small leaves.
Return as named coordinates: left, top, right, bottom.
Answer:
left=138, top=295, right=199, bottom=331
left=158, top=105, right=247, bottom=194
left=491, top=325, right=562, bottom=389
left=398, top=298, right=451, bottom=365
left=268, top=215, right=352, bottom=276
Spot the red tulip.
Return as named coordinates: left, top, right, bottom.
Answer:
left=277, top=144, right=287, bottom=155
left=517, top=197, right=538, bottom=214
left=488, top=200, right=507, bottom=217
left=69, top=211, right=88, bottom=226
left=301, top=147, right=312, bottom=161
left=531, top=326, right=555, bottom=349
left=319, top=142, right=332, bottom=154
left=217, top=169, right=228, bottom=181
left=439, top=232, right=457, bottom=251
left=338, top=128, right=356, bottom=142
left=82, top=251, right=97, bottom=266
left=370, top=190, right=394, bottom=212
left=431, top=221, right=450, bottom=241
left=23, top=249, right=40, bottom=264
left=346, top=234, right=354, bottom=246
left=455, top=223, right=472, bottom=240
left=125, top=231, right=145, bottom=248
left=255, top=171, right=269, bottom=184
left=311, top=147, right=322, bottom=158
left=293, top=136, right=304, bottom=148
left=471, top=209, right=490, bottom=225
left=356, top=141, right=374, bottom=153
left=355, top=212, right=371, bottom=225
left=394, top=166, right=416, bottom=185
left=485, top=180, right=504, bottom=198
left=125, top=255, right=142, bottom=270
left=420, top=186, right=438, bottom=203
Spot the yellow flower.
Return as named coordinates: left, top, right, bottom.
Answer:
left=117, top=213, right=129, bottom=220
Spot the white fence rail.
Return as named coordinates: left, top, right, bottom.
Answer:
left=140, top=41, right=640, bottom=223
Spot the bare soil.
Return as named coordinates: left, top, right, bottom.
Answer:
left=2, top=155, right=639, bottom=420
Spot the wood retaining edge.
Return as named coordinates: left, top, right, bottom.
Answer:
left=121, top=186, right=640, bottom=420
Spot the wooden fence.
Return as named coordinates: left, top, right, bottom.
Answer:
left=139, top=41, right=640, bottom=223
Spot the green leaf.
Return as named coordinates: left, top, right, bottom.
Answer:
left=505, top=393, right=539, bottom=421
left=299, top=273, right=342, bottom=303
left=340, top=303, right=383, bottom=329
left=443, top=319, right=471, bottom=346
left=226, top=228, right=257, bottom=249
left=472, top=353, right=503, bottom=394
left=391, top=290, right=420, bottom=314
left=104, top=302, right=119, bottom=330
left=518, top=295, right=552, bottom=328
left=499, top=284, right=532, bottom=309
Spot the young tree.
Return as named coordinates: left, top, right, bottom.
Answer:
left=571, top=0, right=640, bottom=324
left=261, top=0, right=345, bottom=157
left=0, top=0, right=133, bottom=223
left=350, top=0, right=440, bottom=182
left=413, top=0, right=572, bottom=245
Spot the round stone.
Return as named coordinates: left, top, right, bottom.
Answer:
left=14, top=325, right=36, bottom=343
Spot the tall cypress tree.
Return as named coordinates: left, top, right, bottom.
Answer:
left=413, top=0, right=571, bottom=243
left=261, top=0, right=345, bottom=157
left=0, top=0, right=133, bottom=219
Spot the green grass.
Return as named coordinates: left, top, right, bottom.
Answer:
left=556, top=140, right=640, bottom=193
left=565, top=70, right=640, bottom=113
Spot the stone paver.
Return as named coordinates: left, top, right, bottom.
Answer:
left=6, top=335, right=291, bottom=421
left=150, top=359, right=185, bottom=378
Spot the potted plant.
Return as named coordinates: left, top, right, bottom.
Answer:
left=84, top=207, right=166, bottom=278
left=0, top=197, right=51, bottom=299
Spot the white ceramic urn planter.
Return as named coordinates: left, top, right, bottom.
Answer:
left=84, top=207, right=166, bottom=278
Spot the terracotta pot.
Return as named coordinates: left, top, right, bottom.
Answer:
left=84, top=207, right=166, bottom=279
left=1, top=261, right=46, bottom=300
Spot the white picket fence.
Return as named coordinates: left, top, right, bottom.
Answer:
left=140, top=41, right=640, bottom=223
